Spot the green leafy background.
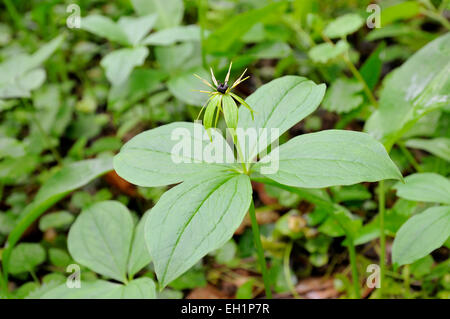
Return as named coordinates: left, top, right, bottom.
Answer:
left=0, top=0, right=449, bottom=300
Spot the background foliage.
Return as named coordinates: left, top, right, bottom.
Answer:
left=0, top=0, right=449, bottom=299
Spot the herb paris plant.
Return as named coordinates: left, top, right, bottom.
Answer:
left=114, top=73, right=403, bottom=295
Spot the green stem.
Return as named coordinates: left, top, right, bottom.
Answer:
left=283, top=241, right=300, bottom=298
left=29, top=269, right=39, bottom=284
left=347, top=239, right=361, bottom=299
left=398, top=143, right=422, bottom=173
left=378, top=180, right=386, bottom=298
left=342, top=53, right=379, bottom=108
left=233, top=131, right=249, bottom=174
left=403, top=265, right=411, bottom=299
left=321, top=34, right=378, bottom=108
left=0, top=266, right=7, bottom=297
left=249, top=199, right=272, bottom=298
left=0, top=183, right=6, bottom=297
left=328, top=207, right=360, bottom=299
left=128, top=273, right=134, bottom=282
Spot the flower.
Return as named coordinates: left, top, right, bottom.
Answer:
left=194, top=62, right=255, bottom=132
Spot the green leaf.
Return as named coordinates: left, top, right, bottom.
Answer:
left=27, top=36, right=65, bottom=71
left=48, top=248, right=72, bottom=268
left=380, top=1, right=420, bottom=27
left=322, top=78, right=363, bottom=113
left=68, top=201, right=134, bottom=283
left=9, top=243, right=46, bottom=275
left=351, top=198, right=419, bottom=246
left=308, top=40, right=349, bottom=63
left=42, top=280, right=119, bottom=298
left=244, top=41, right=291, bottom=60
left=405, top=138, right=450, bottom=162
left=3, top=157, right=113, bottom=278
left=25, top=280, right=64, bottom=299
left=108, top=68, right=167, bottom=106
left=117, top=14, right=157, bottom=46
left=410, top=255, right=434, bottom=278
left=86, top=137, right=122, bottom=156
left=0, top=35, right=63, bottom=98
left=114, top=122, right=235, bottom=187
left=81, top=15, right=129, bottom=45
left=146, top=172, right=252, bottom=287
left=14, top=282, right=40, bottom=299
left=35, top=158, right=113, bottom=203
left=82, top=14, right=156, bottom=46
left=100, top=47, right=149, bottom=86
left=214, top=239, right=238, bottom=266
left=331, top=210, right=362, bottom=237
left=236, top=279, right=255, bottom=299
left=205, top=2, right=287, bottom=54
left=331, top=184, right=372, bottom=203
left=393, top=173, right=450, bottom=205
left=0, top=137, right=25, bottom=159
left=360, top=43, right=385, bottom=90
left=255, top=130, right=402, bottom=188
left=168, top=268, right=207, bottom=290
left=155, top=42, right=200, bottom=73
left=366, top=24, right=414, bottom=41
left=121, top=277, right=157, bottom=298
left=13, top=68, right=46, bottom=97
left=323, top=13, right=364, bottom=39
left=131, top=0, right=184, bottom=30
left=142, top=25, right=201, bottom=46
left=127, top=211, right=152, bottom=278
left=392, top=206, right=450, bottom=266
left=0, top=155, right=39, bottom=184
left=237, top=76, right=326, bottom=162
left=365, top=33, right=450, bottom=146
left=222, top=94, right=238, bottom=130
left=39, top=211, right=74, bottom=231
left=41, top=278, right=156, bottom=299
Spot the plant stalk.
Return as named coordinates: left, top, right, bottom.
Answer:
left=321, top=34, right=378, bottom=108
left=29, top=269, right=39, bottom=284
left=347, top=239, right=361, bottom=299
left=398, top=143, right=422, bottom=173
left=0, top=266, right=7, bottom=297
left=378, top=180, right=386, bottom=298
left=233, top=131, right=249, bottom=174
left=249, top=199, right=272, bottom=298
left=283, top=241, right=300, bottom=298
left=342, top=53, right=379, bottom=108
left=403, top=265, right=411, bottom=299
